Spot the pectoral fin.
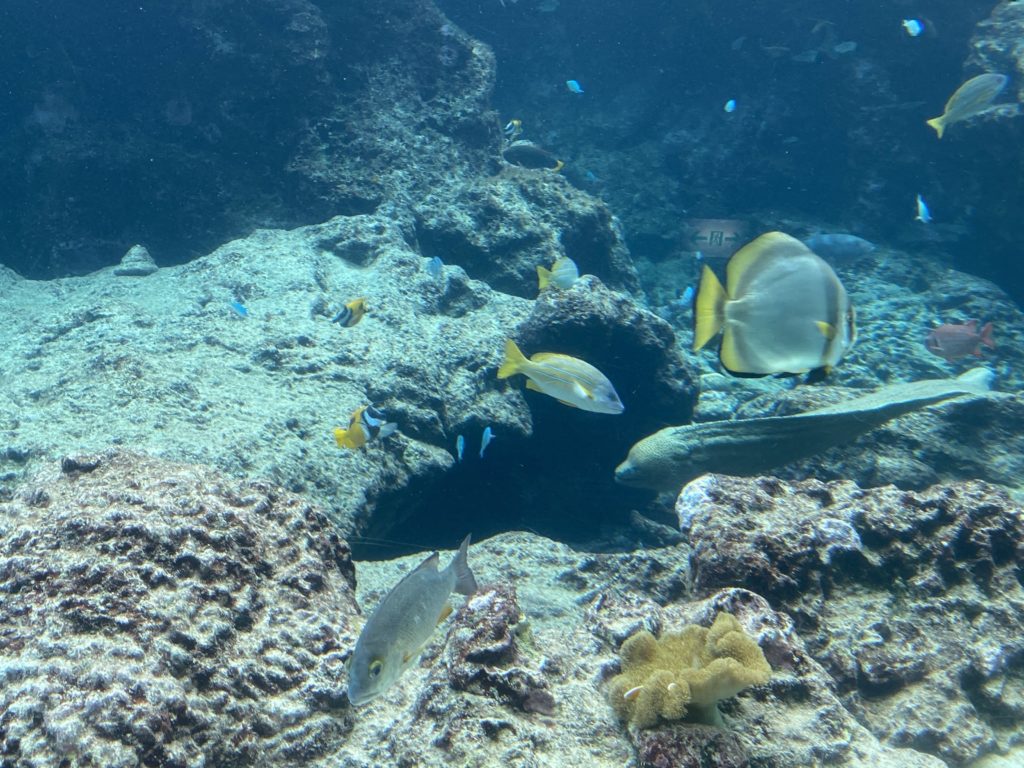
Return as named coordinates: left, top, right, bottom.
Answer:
left=815, top=320, right=837, bottom=340
left=436, top=603, right=453, bottom=625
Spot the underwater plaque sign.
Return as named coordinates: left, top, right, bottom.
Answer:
left=684, top=218, right=749, bottom=258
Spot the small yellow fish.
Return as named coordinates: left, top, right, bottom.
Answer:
left=334, top=405, right=396, bottom=449
left=332, top=298, right=368, bottom=327
left=497, top=339, right=624, bottom=414
left=537, top=256, right=579, bottom=291
left=926, top=73, right=1007, bottom=139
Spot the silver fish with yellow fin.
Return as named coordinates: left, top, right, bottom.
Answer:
left=347, top=535, right=478, bottom=706
left=497, top=339, right=624, bottom=414
left=536, top=256, right=579, bottom=291
left=926, top=73, right=1007, bottom=139
left=694, top=231, right=856, bottom=376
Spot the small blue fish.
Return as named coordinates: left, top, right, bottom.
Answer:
left=915, top=194, right=932, bottom=224
left=426, top=256, right=443, bottom=279
left=456, top=434, right=465, bottom=462
left=723, top=99, right=737, bottom=113
left=584, top=170, right=601, bottom=183
left=479, top=426, right=494, bottom=459
left=680, top=285, right=695, bottom=305
left=229, top=301, right=249, bottom=318
left=566, top=79, right=584, bottom=95
left=902, top=19, right=923, bottom=37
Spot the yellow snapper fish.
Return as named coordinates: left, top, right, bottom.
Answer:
left=333, top=404, right=397, bottom=449
left=537, top=256, right=579, bottom=291
left=497, top=339, right=624, bottom=414
left=332, top=297, right=368, bottom=327
left=926, top=73, right=1008, bottom=139
left=346, top=535, right=478, bottom=706
left=694, top=231, right=856, bottom=376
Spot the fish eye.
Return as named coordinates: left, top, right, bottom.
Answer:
left=369, top=659, right=383, bottom=678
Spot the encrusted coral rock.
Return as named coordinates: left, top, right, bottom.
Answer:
left=608, top=612, right=771, bottom=728
left=0, top=451, right=359, bottom=768
left=113, top=244, right=159, bottom=276
left=681, top=475, right=1024, bottom=766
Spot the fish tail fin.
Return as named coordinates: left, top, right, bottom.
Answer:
left=693, top=265, right=727, bottom=352
left=537, top=265, right=552, bottom=290
left=498, top=339, right=528, bottom=379
left=450, top=534, right=478, bottom=595
left=551, top=159, right=565, bottom=173
left=980, top=322, right=995, bottom=348
left=926, top=116, right=945, bottom=139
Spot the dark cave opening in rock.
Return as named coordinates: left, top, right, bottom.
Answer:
left=351, top=399, right=672, bottom=561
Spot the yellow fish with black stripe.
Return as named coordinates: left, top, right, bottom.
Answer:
left=332, top=298, right=368, bottom=327
left=334, top=404, right=397, bottom=449
left=497, top=339, right=624, bottom=414
left=693, top=231, right=856, bottom=376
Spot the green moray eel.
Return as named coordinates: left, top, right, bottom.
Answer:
left=615, top=368, right=994, bottom=491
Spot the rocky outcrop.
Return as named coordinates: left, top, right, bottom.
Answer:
left=8, top=456, right=1016, bottom=766
left=679, top=473, right=1024, bottom=765
left=0, top=210, right=689, bottom=550
left=0, top=451, right=359, bottom=767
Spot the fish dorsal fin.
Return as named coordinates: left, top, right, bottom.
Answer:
left=413, top=552, right=440, bottom=574
left=815, top=320, right=837, bottom=340
left=436, top=603, right=453, bottom=626
left=966, top=319, right=979, bottom=330
left=725, top=231, right=808, bottom=289
left=530, top=352, right=565, bottom=363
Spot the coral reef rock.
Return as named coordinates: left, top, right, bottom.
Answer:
left=0, top=450, right=358, bottom=768
left=680, top=473, right=1024, bottom=766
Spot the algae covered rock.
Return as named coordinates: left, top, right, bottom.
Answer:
left=0, top=451, right=359, bottom=768
left=607, top=612, right=771, bottom=728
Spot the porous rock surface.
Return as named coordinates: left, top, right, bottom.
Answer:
left=0, top=209, right=690, bottom=544
left=0, top=450, right=358, bottom=768
left=1, top=453, right=963, bottom=768
left=679, top=473, right=1024, bottom=766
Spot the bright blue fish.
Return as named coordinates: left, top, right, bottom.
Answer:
left=456, top=434, right=465, bottom=462
left=902, top=19, right=923, bottom=37
left=426, top=256, right=443, bottom=278
left=680, top=285, right=695, bottom=305
left=479, top=426, right=494, bottom=459
left=723, top=99, right=737, bottom=113
left=229, top=301, right=249, bottom=318
left=915, top=194, right=932, bottom=224
left=566, top=79, right=584, bottom=95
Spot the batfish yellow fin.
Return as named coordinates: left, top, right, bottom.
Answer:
left=719, top=325, right=746, bottom=373
left=537, top=265, right=552, bottom=290
left=815, top=320, right=837, bottom=340
left=926, top=116, right=945, bottom=139
left=498, top=339, right=528, bottom=379
left=693, top=264, right=727, bottom=352
left=551, top=159, right=565, bottom=173
left=436, top=603, right=453, bottom=626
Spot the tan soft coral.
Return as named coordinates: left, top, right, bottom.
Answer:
left=607, top=612, right=771, bottom=728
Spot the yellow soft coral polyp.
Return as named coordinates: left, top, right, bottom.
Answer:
left=608, top=612, right=771, bottom=728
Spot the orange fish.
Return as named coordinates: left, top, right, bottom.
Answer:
left=925, top=320, right=994, bottom=362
